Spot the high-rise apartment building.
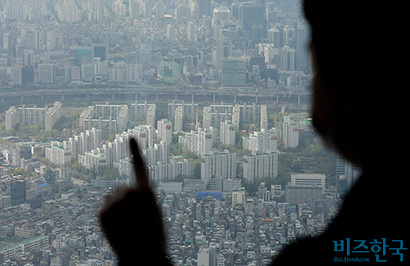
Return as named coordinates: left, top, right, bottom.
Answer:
left=243, top=152, right=278, bottom=184
left=5, top=102, right=61, bottom=130
left=178, top=128, right=214, bottom=156
left=336, top=155, right=361, bottom=199
left=201, top=151, right=236, bottom=184
left=79, top=103, right=128, bottom=139
left=45, top=141, right=72, bottom=166
left=174, top=106, right=184, bottom=132
left=243, top=128, right=278, bottom=154
left=220, top=121, right=235, bottom=145
left=157, top=119, right=172, bottom=143
left=282, top=115, right=299, bottom=148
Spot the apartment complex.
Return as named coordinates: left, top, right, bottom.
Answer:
left=5, top=102, right=62, bottom=130
left=79, top=103, right=128, bottom=139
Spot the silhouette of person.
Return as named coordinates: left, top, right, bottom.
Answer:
left=99, top=138, right=172, bottom=265
left=99, top=1, right=408, bottom=264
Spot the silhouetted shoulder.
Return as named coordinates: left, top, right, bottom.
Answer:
left=271, top=167, right=409, bottom=265
left=271, top=235, right=331, bottom=265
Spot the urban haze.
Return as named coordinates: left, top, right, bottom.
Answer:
left=0, top=0, right=357, bottom=265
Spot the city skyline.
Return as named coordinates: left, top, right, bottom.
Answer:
left=0, top=0, right=347, bottom=265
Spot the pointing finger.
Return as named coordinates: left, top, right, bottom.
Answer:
left=129, top=137, right=150, bottom=190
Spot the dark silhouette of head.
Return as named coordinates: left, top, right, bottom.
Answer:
left=303, top=1, right=404, bottom=168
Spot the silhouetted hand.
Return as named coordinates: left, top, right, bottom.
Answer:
left=99, top=138, right=171, bottom=265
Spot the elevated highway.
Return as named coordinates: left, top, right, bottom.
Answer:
left=0, top=86, right=311, bottom=111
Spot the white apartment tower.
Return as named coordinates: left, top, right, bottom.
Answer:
left=157, top=119, right=172, bottom=143
left=220, top=121, right=235, bottom=145
left=282, top=116, right=299, bottom=148
left=243, top=128, right=278, bottom=154
left=243, top=152, right=278, bottom=184
left=201, top=151, right=236, bottom=184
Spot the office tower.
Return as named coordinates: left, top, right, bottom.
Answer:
left=129, top=0, right=140, bottom=18
left=238, top=2, right=266, bottom=42
left=213, top=37, right=232, bottom=70
left=22, top=49, right=34, bottom=66
left=3, top=33, right=10, bottom=50
left=11, top=181, right=26, bottom=206
left=158, top=61, right=180, bottom=84
left=266, top=2, right=279, bottom=24
left=54, top=64, right=68, bottom=83
left=125, top=63, right=142, bottom=83
left=76, top=48, right=92, bottom=65
left=154, top=1, right=165, bottom=20
left=295, top=21, right=310, bottom=72
left=187, top=21, right=197, bottom=42
left=268, top=28, right=281, bottom=48
left=81, top=63, right=95, bottom=82
left=10, top=66, right=22, bottom=85
left=197, top=0, right=211, bottom=18
left=38, top=64, right=55, bottom=84
left=280, top=46, right=295, bottom=71
left=141, top=1, right=152, bottom=19
left=15, top=145, right=32, bottom=167
left=70, top=66, right=81, bottom=83
left=166, top=24, right=176, bottom=40
left=221, top=58, right=246, bottom=87
left=108, top=62, right=126, bottom=83
left=93, top=60, right=108, bottom=83
left=212, top=6, right=231, bottom=24
left=92, top=44, right=107, bottom=61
